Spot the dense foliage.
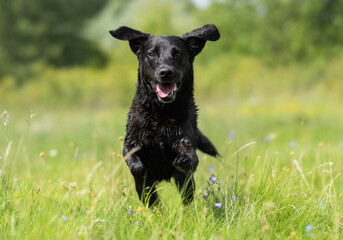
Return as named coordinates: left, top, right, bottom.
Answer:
left=0, top=0, right=110, bottom=79
left=202, top=0, right=343, bottom=60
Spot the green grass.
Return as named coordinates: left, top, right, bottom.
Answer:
left=1, top=94, right=342, bottom=239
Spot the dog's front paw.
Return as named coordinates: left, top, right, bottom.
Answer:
left=173, top=138, right=199, bottom=173
left=173, top=153, right=198, bottom=173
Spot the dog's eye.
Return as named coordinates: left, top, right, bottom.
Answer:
left=148, top=52, right=156, bottom=57
left=174, top=52, right=183, bottom=60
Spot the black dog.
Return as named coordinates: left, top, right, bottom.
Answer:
left=110, top=24, right=220, bottom=206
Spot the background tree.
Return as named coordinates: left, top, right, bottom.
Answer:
left=0, top=0, right=109, bottom=81
left=196, top=0, right=343, bottom=61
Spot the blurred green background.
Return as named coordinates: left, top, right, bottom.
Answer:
left=1, top=0, right=342, bottom=110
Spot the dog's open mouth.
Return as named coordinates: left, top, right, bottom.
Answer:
left=153, top=82, right=178, bottom=103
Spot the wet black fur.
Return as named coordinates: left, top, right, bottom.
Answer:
left=109, top=24, right=220, bottom=206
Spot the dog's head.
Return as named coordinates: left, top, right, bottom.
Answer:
left=110, top=24, right=220, bottom=104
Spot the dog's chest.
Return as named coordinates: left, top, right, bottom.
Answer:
left=142, top=115, right=181, bottom=144
left=127, top=109, right=184, bottom=146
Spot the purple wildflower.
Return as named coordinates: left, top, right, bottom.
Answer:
left=228, top=131, right=235, bottom=139
left=128, top=210, right=137, bottom=215
left=62, top=215, right=67, bottom=221
left=210, top=176, right=216, bottom=183
left=231, top=195, right=236, bottom=202
left=215, top=182, right=221, bottom=184
left=290, top=141, right=296, bottom=148
left=134, top=221, right=139, bottom=226
left=203, top=194, right=208, bottom=199
left=215, top=203, right=222, bottom=209
left=305, top=224, right=312, bottom=232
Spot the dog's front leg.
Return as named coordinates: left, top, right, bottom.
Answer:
left=123, top=144, right=144, bottom=176
left=173, top=138, right=199, bottom=174
left=123, top=144, right=158, bottom=206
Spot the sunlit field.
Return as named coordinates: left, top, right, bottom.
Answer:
left=1, top=92, right=342, bottom=239
left=1, top=1, right=343, bottom=238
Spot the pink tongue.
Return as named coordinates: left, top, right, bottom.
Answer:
left=156, top=83, right=177, bottom=98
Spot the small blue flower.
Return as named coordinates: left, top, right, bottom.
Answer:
left=228, top=131, right=235, bottom=139
left=215, top=182, right=221, bottom=184
left=128, top=210, right=137, bottom=215
left=290, top=141, right=296, bottom=148
left=210, top=176, right=216, bottom=183
left=203, top=194, right=208, bottom=199
left=264, top=136, right=272, bottom=143
left=62, top=215, right=67, bottom=221
left=215, top=203, right=222, bottom=208
left=134, top=221, right=139, bottom=226
left=231, top=195, right=236, bottom=202
left=305, top=224, right=312, bottom=232
left=208, top=166, right=214, bottom=173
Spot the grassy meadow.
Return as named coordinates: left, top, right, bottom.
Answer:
left=1, top=85, right=342, bottom=239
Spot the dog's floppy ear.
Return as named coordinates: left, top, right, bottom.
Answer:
left=182, top=24, right=220, bottom=57
left=109, top=26, right=150, bottom=54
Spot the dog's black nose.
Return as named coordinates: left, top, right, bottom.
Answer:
left=159, top=67, right=174, bottom=78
